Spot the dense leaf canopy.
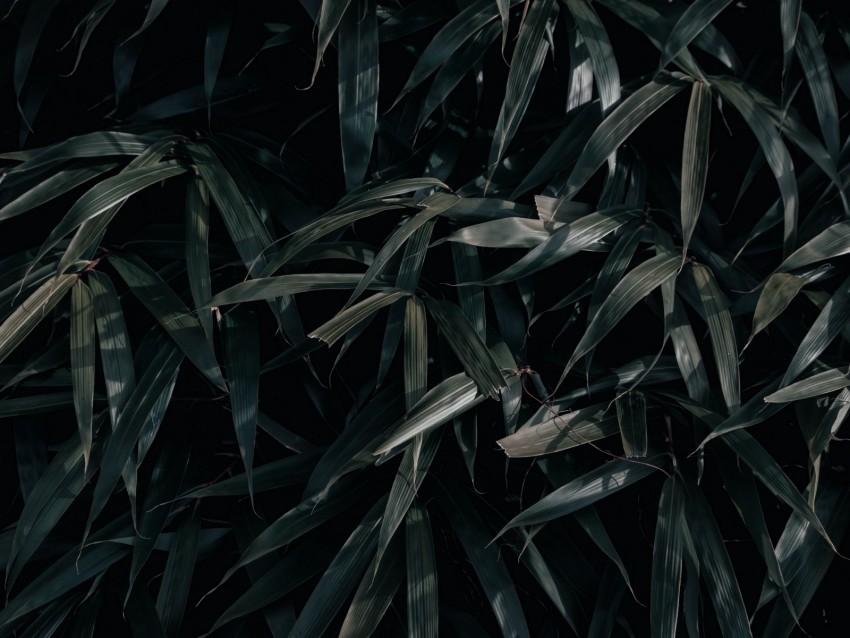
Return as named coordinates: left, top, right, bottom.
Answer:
left=2, top=0, right=850, bottom=636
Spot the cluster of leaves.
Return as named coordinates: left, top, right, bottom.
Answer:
left=2, top=0, right=850, bottom=635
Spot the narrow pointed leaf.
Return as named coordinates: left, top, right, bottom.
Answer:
left=185, top=176, right=213, bottom=343
left=778, top=221, right=850, bottom=272
left=670, top=299, right=710, bottom=403
left=565, top=0, right=620, bottom=110
left=311, top=0, right=354, bottom=83
left=406, top=503, right=439, bottom=638
left=797, top=12, right=839, bottom=159
left=764, top=368, right=850, bottom=404
left=156, top=505, right=201, bottom=637
left=223, top=307, right=260, bottom=504
left=404, top=296, right=428, bottom=410
left=70, top=280, right=95, bottom=468
left=650, top=476, right=684, bottom=638
left=780, top=0, right=801, bottom=74
left=588, top=223, right=642, bottom=321
left=616, top=391, right=647, bottom=457
left=309, top=289, right=409, bottom=346
left=691, top=263, right=739, bottom=411
left=746, top=272, right=807, bottom=349
left=338, top=0, right=378, bottom=190
left=660, top=0, right=734, bottom=69
left=680, top=81, right=711, bottom=254
left=110, top=253, right=224, bottom=388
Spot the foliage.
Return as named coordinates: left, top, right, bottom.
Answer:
left=1, top=0, right=850, bottom=635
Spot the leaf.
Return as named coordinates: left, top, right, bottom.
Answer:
left=670, top=299, right=710, bottom=403
left=660, top=0, right=734, bottom=69
left=714, top=78, right=798, bottom=255
left=339, top=532, right=403, bottom=637
left=309, top=289, right=410, bottom=346
left=405, top=503, right=439, bottom=638
left=558, top=253, right=681, bottom=388
left=680, top=81, right=711, bottom=255
left=0, top=274, right=76, bottom=365
left=125, top=584, right=167, bottom=638
left=497, top=402, right=620, bottom=457
left=764, top=368, right=850, bottom=403
left=650, top=476, right=684, bottom=638
left=0, top=164, right=118, bottom=222
left=480, top=206, right=640, bottom=285
left=156, top=505, right=201, bottom=637
left=87, top=341, right=184, bottom=532
left=562, top=74, right=689, bottom=200
left=690, top=263, right=739, bottom=412
left=451, top=243, right=485, bottom=338
left=616, top=391, right=647, bottom=457
left=446, top=217, right=562, bottom=248
left=286, top=497, right=386, bottom=638
left=782, top=273, right=850, bottom=386
left=110, top=253, right=224, bottom=388
left=588, top=223, right=642, bottom=322
left=587, top=563, right=626, bottom=638
left=13, top=0, right=61, bottom=124
left=70, top=279, right=95, bottom=469
left=205, top=274, right=375, bottom=307
left=497, top=456, right=661, bottom=535
left=89, top=271, right=136, bottom=427
left=681, top=477, right=752, bottom=637
left=185, top=176, right=213, bottom=344
left=488, top=0, right=558, bottom=174
left=437, top=484, right=530, bottom=638
left=404, top=296, right=428, bottom=410
left=778, top=221, right=850, bottom=271
left=124, top=0, right=168, bottom=41
left=223, top=307, right=261, bottom=505
left=311, top=0, right=354, bottom=84
left=745, top=272, right=807, bottom=350
left=374, top=372, right=485, bottom=455
left=338, top=0, right=378, bottom=190
left=796, top=11, right=839, bottom=159
left=426, top=298, right=505, bottom=398
left=565, top=0, right=620, bottom=111
left=780, top=0, right=801, bottom=75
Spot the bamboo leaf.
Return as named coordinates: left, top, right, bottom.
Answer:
left=745, top=272, right=807, bottom=350
left=681, top=477, right=752, bottom=637
left=562, top=74, right=689, bottom=200
left=650, top=476, right=684, bottom=638
left=426, top=298, right=505, bottom=398
left=780, top=0, right=801, bottom=75
left=497, top=402, right=619, bottom=457
left=338, top=0, right=378, bottom=190
left=565, top=0, right=620, bottom=111
left=497, top=456, right=661, bottom=535
left=223, top=307, right=261, bottom=505
left=309, top=289, right=409, bottom=346
left=488, top=0, right=558, bottom=173
left=764, top=368, right=850, bottom=404
left=616, top=390, right=647, bottom=458
left=778, top=221, right=850, bottom=272
left=690, top=263, right=739, bottom=412
left=156, top=505, right=201, bottom=637
left=311, top=0, right=354, bottom=84
left=559, top=253, right=681, bottom=387
left=796, top=11, right=839, bottom=160
left=404, top=296, right=428, bottom=410
left=70, top=279, right=95, bottom=469
left=185, top=176, right=213, bottom=344
left=588, top=223, right=642, bottom=322
left=110, top=252, right=224, bottom=388
left=0, top=274, right=76, bottom=365
left=670, top=299, right=710, bottom=403
left=680, top=81, right=711, bottom=255
left=660, top=0, right=734, bottom=69
left=405, top=503, right=439, bottom=638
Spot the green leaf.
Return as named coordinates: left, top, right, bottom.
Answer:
left=690, top=263, right=739, bottom=412
left=87, top=341, right=184, bottom=531
left=497, top=455, right=661, bottom=535
left=446, top=217, right=561, bottom=248
left=714, top=77, right=798, bottom=255
left=309, top=289, right=409, bottom=346
left=616, top=390, right=647, bottom=457
left=778, top=221, right=850, bottom=272
left=488, top=0, right=558, bottom=174
left=89, top=271, right=136, bottom=427
left=745, top=272, right=807, bottom=350
left=223, top=307, right=260, bottom=505
left=185, top=176, right=213, bottom=344
left=588, top=223, right=642, bottom=322
left=670, top=299, right=710, bottom=403
left=764, top=368, right=850, bottom=403
left=680, top=81, right=711, bottom=255
left=339, top=531, right=403, bottom=637
left=110, top=252, right=224, bottom=388
left=70, top=279, right=95, bottom=469
left=559, top=253, right=681, bottom=388
left=405, top=503, right=439, bottom=638
left=124, top=0, right=168, bottom=41
left=13, top=0, right=61, bottom=125
left=660, top=0, right=734, bottom=69
left=64, top=591, right=102, bottom=638
left=438, top=483, right=530, bottom=638
left=205, top=274, right=377, bottom=307
left=780, top=0, right=801, bottom=74
left=374, top=372, right=485, bottom=455
left=286, top=497, right=386, bottom=638
left=338, top=0, right=378, bottom=190
left=156, top=505, right=201, bottom=637
left=587, top=563, right=626, bottom=638
left=311, top=0, right=354, bottom=84
left=782, top=273, right=850, bottom=386
left=497, top=402, right=620, bottom=458
left=562, top=74, right=689, bottom=200
left=426, top=298, right=505, bottom=398
left=479, top=206, right=640, bottom=285
left=0, top=273, right=76, bottom=365
left=404, top=296, right=428, bottom=410
left=681, top=477, right=752, bottom=637
left=796, top=12, right=839, bottom=159
left=565, top=0, right=620, bottom=111
left=650, top=476, right=684, bottom=638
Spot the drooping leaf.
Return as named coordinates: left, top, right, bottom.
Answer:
left=660, top=0, right=734, bottom=69
left=70, top=279, right=95, bottom=469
